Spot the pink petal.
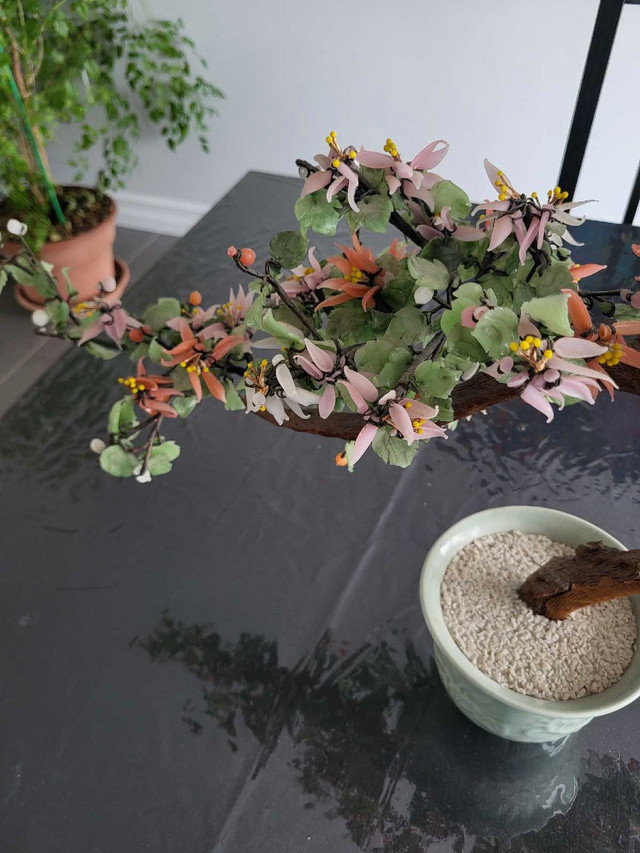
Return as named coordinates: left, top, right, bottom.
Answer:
left=357, top=149, right=394, bottom=169
left=548, top=355, right=618, bottom=386
left=508, top=373, right=528, bottom=388
left=518, top=314, right=541, bottom=338
left=351, top=423, right=378, bottom=464
left=394, top=162, right=413, bottom=179
left=521, top=384, right=555, bottom=422
left=416, top=225, right=444, bottom=241
left=461, top=306, right=478, bottom=329
left=454, top=225, right=485, bottom=241
left=488, top=215, right=514, bottom=251
left=338, top=381, right=368, bottom=414
left=305, top=339, right=335, bottom=373
left=410, top=140, right=449, bottom=171
left=301, top=171, right=331, bottom=197
left=557, top=377, right=597, bottom=404
left=472, top=200, right=510, bottom=215
left=379, top=390, right=397, bottom=404
left=536, top=210, right=550, bottom=249
left=326, top=176, right=347, bottom=202
left=386, top=174, right=401, bottom=195
left=336, top=162, right=360, bottom=213
left=318, top=384, right=336, bottom=419
left=438, top=206, right=454, bottom=231
left=78, top=318, right=103, bottom=345
left=518, top=218, right=539, bottom=264
left=614, top=321, right=640, bottom=336
left=552, top=338, right=607, bottom=358
left=410, top=400, right=439, bottom=420
left=343, top=367, right=378, bottom=402
left=296, top=355, right=323, bottom=380
left=389, top=402, right=415, bottom=444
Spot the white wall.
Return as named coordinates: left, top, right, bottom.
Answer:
left=49, top=0, right=640, bottom=233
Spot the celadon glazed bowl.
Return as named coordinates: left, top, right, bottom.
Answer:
left=419, top=506, right=640, bottom=743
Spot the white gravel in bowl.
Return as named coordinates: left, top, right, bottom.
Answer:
left=440, top=531, right=638, bottom=701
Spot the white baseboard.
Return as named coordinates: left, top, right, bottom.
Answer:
left=114, top=191, right=210, bottom=237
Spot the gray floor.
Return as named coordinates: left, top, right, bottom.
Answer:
left=0, top=228, right=176, bottom=418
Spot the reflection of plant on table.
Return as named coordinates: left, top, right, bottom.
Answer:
left=1, top=133, right=639, bottom=483
left=0, top=0, right=222, bottom=249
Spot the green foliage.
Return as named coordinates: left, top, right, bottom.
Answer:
left=99, top=445, right=138, bottom=477
left=269, top=231, right=309, bottom=268
left=430, top=181, right=471, bottom=221
left=172, top=396, right=199, bottom=418
left=147, top=441, right=181, bottom=475
left=326, top=301, right=376, bottom=345
left=471, top=306, right=519, bottom=359
left=355, top=340, right=412, bottom=388
left=143, top=298, right=181, bottom=332
left=0, top=0, right=222, bottom=243
left=384, top=306, right=428, bottom=345
left=521, top=294, right=572, bottom=336
left=407, top=256, right=450, bottom=291
left=294, top=191, right=341, bottom=235
left=108, top=396, right=138, bottom=434
left=414, top=359, right=462, bottom=403
left=345, top=194, right=393, bottom=233
left=371, top=428, right=420, bottom=467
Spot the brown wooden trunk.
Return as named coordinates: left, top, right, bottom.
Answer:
left=518, top=542, right=640, bottom=620
left=257, top=345, right=640, bottom=440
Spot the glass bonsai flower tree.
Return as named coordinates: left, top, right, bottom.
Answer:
left=1, top=133, right=639, bottom=482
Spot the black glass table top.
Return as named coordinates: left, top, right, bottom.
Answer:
left=1, top=172, right=639, bottom=853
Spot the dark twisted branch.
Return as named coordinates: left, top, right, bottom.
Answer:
left=257, top=347, right=640, bottom=440
left=519, top=541, right=640, bottom=620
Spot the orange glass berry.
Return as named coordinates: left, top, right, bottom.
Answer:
left=239, top=247, right=256, bottom=267
left=189, top=290, right=202, bottom=306
left=129, top=328, right=144, bottom=343
left=335, top=451, right=348, bottom=468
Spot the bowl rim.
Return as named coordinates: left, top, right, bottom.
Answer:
left=419, top=505, right=640, bottom=719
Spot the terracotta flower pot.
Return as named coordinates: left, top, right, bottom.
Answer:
left=8, top=192, right=130, bottom=309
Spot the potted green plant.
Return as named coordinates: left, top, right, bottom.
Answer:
left=0, top=0, right=221, bottom=307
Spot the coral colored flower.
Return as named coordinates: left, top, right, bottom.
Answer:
left=162, top=323, right=241, bottom=403
left=338, top=368, right=446, bottom=464
left=300, top=133, right=360, bottom=212
left=316, top=234, right=385, bottom=312
left=357, top=138, right=449, bottom=195
left=569, top=263, right=607, bottom=282
left=474, top=160, right=593, bottom=263
left=117, top=360, right=183, bottom=419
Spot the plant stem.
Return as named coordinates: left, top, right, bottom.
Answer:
left=139, top=415, right=163, bottom=477
left=233, top=255, right=322, bottom=340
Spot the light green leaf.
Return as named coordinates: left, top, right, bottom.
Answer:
left=345, top=194, right=393, bottom=233
left=614, top=303, right=640, bottom=322
left=143, top=297, right=181, bottom=332
left=0, top=269, right=7, bottom=294
left=521, top=293, right=572, bottom=336
left=84, top=341, right=121, bottom=360
left=99, top=445, right=138, bottom=477
left=261, top=308, right=304, bottom=345
left=414, top=359, right=462, bottom=403
left=223, top=379, right=246, bottom=411
left=108, top=396, right=138, bottom=435
left=408, top=256, right=450, bottom=291
left=430, top=180, right=471, bottom=221
left=45, top=299, right=70, bottom=327
left=173, top=396, right=199, bottom=418
left=148, top=338, right=165, bottom=363
left=326, top=301, right=375, bottom=345
left=536, top=264, right=574, bottom=297
left=269, top=231, right=309, bottom=268
left=380, top=277, right=415, bottom=310
left=355, top=340, right=412, bottom=388
left=471, top=306, right=519, bottom=358
left=245, top=293, right=266, bottom=330
left=294, top=190, right=341, bottom=235
left=384, top=306, right=428, bottom=345
left=358, top=166, right=389, bottom=195
left=454, top=282, right=483, bottom=301
left=371, top=428, right=419, bottom=467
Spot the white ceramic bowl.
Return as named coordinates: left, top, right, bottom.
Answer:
left=419, top=506, right=640, bottom=743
